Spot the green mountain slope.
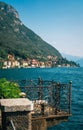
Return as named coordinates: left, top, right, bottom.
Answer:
left=0, top=2, right=62, bottom=60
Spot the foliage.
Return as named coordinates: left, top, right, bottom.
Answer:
left=52, top=57, right=80, bottom=67
left=0, top=78, right=21, bottom=98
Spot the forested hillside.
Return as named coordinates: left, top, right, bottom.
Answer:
left=0, top=2, right=62, bottom=60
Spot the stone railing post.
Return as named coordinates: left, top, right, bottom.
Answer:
left=0, top=98, right=33, bottom=130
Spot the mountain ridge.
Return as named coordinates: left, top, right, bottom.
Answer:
left=0, top=1, right=62, bottom=60
left=0, top=2, right=80, bottom=68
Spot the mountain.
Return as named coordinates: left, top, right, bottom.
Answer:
left=0, top=2, right=62, bottom=60
left=62, top=53, right=83, bottom=67
left=62, top=53, right=80, bottom=61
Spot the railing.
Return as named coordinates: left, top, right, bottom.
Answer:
left=15, top=78, right=72, bottom=116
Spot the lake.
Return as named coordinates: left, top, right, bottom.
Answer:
left=0, top=67, right=83, bottom=130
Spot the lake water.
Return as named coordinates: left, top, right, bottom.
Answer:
left=0, top=67, right=83, bottom=130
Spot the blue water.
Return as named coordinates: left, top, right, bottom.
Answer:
left=0, top=67, right=83, bottom=130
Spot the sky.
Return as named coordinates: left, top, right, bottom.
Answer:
left=0, top=0, right=83, bottom=57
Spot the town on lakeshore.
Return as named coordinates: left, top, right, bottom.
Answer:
left=0, top=54, right=79, bottom=69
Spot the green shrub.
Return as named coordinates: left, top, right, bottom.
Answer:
left=0, top=78, right=21, bottom=98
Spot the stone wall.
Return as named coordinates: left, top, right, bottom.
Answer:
left=2, top=111, right=30, bottom=130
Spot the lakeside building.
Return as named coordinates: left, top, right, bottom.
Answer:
left=0, top=54, right=79, bottom=69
